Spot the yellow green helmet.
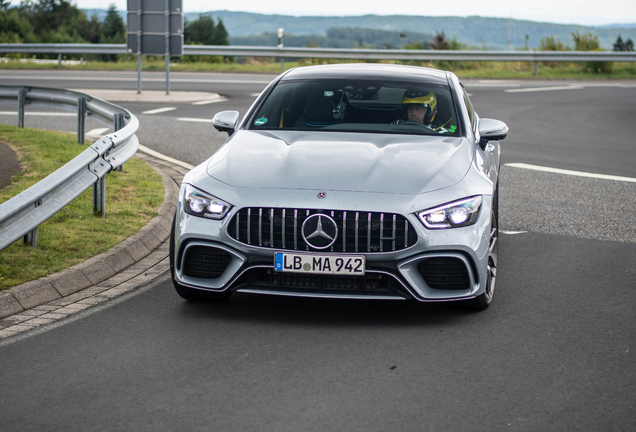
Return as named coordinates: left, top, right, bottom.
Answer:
left=401, top=90, right=438, bottom=123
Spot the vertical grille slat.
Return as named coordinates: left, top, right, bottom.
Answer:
left=282, top=209, right=286, bottom=249
left=229, top=207, right=417, bottom=253
left=355, top=212, right=360, bottom=252
left=342, top=211, right=347, bottom=252
left=367, top=213, right=371, bottom=252
left=270, top=209, right=274, bottom=248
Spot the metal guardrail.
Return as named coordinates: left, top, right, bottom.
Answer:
left=1, top=43, right=635, bottom=62
left=0, top=86, right=139, bottom=250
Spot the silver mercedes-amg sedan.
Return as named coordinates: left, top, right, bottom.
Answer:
left=169, top=63, right=508, bottom=310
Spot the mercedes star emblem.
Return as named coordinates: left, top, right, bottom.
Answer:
left=317, top=192, right=327, bottom=199
left=301, top=214, right=338, bottom=249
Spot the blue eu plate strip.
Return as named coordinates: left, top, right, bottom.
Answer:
left=274, top=253, right=283, bottom=271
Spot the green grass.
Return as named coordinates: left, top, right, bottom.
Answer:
left=1, top=56, right=635, bottom=79
left=0, top=125, right=164, bottom=289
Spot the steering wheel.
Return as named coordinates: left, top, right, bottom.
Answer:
left=399, top=120, right=427, bottom=127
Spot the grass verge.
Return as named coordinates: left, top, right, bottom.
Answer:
left=0, top=125, right=164, bottom=290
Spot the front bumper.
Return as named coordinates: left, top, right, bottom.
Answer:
left=172, top=199, right=492, bottom=303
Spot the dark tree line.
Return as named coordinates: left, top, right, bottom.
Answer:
left=0, top=1, right=125, bottom=44
left=613, top=35, right=634, bottom=51
left=0, top=1, right=229, bottom=47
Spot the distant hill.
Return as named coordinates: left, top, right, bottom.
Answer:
left=188, top=11, right=636, bottom=50
left=81, top=9, right=636, bottom=50
left=230, top=28, right=435, bottom=49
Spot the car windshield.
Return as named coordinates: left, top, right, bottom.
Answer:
left=249, top=78, right=461, bottom=136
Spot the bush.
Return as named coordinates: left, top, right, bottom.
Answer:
left=572, top=31, right=612, bottom=74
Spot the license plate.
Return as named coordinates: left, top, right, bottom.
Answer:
left=274, top=252, right=365, bottom=276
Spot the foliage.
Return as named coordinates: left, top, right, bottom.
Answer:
left=0, top=2, right=126, bottom=59
left=185, top=14, right=229, bottom=46
left=613, top=35, right=634, bottom=52
left=572, top=30, right=612, bottom=73
left=538, top=35, right=568, bottom=51
left=101, top=4, right=125, bottom=43
left=0, top=7, right=36, bottom=44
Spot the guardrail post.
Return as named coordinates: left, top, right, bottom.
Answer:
left=113, top=113, right=124, bottom=172
left=77, top=97, right=86, bottom=144
left=93, top=176, right=106, bottom=217
left=23, top=228, right=38, bottom=247
left=535, top=61, right=539, bottom=76
left=18, top=87, right=26, bottom=128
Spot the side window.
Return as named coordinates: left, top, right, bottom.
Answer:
left=461, top=88, right=476, bottom=130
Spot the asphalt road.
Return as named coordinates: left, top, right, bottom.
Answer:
left=0, top=70, right=634, bottom=431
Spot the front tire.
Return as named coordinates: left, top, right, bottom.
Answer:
left=462, top=189, right=498, bottom=311
left=169, top=214, right=232, bottom=302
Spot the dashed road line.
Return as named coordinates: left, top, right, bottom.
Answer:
left=506, top=163, right=636, bottom=183
left=142, top=107, right=177, bottom=115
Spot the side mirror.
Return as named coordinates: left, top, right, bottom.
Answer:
left=478, top=118, right=508, bottom=149
left=212, top=111, right=240, bottom=136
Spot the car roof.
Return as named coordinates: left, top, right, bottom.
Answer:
left=279, top=63, right=450, bottom=86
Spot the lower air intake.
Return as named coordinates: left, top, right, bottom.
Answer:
left=183, top=246, right=232, bottom=279
left=418, top=257, right=470, bottom=290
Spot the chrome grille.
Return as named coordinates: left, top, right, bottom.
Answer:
left=228, top=208, right=418, bottom=253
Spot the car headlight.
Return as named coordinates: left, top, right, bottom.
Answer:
left=183, top=184, right=232, bottom=220
left=417, top=196, right=482, bottom=229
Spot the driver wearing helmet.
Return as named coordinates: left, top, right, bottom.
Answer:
left=396, top=89, right=453, bottom=133
left=403, top=90, right=438, bottom=125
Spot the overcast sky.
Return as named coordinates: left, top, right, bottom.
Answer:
left=72, top=0, right=636, bottom=26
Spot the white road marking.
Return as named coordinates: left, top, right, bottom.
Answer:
left=137, top=144, right=194, bottom=170
left=506, top=163, right=636, bottom=183
left=86, top=128, right=109, bottom=136
left=505, top=85, right=585, bottom=93
left=192, top=98, right=228, bottom=105
left=141, top=107, right=176, bottom=115
left=177, top=117, right=213, bottom=123
left=0, top=111, right=75, bottom=116
left=501, top=230, right=528, bottom=235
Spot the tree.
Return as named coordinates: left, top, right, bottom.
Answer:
left=538, top=36, right=567, bottom=51
left=0, top=7, right=37, bottom=43
left=613, top=35, right=634, bottom=52
left=17, top=0, right=90, bottom=43
left=613, top=35, right=625, bottom=51
left=430, top=31, right=450, bottom=50
left=101, top=4, right=125, bottom=43
left=0, top=0, right=11, bottom=11
left=572, top=31, right=612, bottom=74
left=185, top=14, right=229, bottom=46
left=83, top=13, right=102, bottom=44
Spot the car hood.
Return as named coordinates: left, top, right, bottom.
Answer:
left=206, top=130, right=473, bottom=195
